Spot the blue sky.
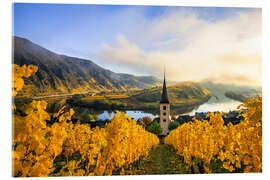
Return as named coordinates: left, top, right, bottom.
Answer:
left=14, top=4, right=165, bottom=55
left=13, top=3, right=261, bottom=86
left=13, top=3, right=251, bottom=58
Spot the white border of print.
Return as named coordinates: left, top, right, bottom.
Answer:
left=1, top=0, right=269, bottom=180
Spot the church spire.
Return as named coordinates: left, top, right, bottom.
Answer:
left=160, top=68, right=169, bottom=104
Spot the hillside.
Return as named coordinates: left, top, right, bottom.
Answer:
left=13, top=36, right=161, bottom=97
left=68, top=82, right=212, bottom=116
left=131, top=82, right=211, bottom=105
left=225, top=91, right=262, bottom=102
left=199, top=81, right=262, bottom=101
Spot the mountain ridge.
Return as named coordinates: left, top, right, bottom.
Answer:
left=13, top=36, right=161, bottom=97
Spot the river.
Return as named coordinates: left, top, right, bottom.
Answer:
left=18, top=96, right=241, bottom=121
left=96, top=97, right=242, bottom=121
left=186, top=97, right=242, bottom=116
left=98, top=110, right=157, bottom=121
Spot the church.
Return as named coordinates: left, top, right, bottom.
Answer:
left=159, top=72, right=170, bottom=135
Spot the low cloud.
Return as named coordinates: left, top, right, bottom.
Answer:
left=97, top=8, right=261, bottom=87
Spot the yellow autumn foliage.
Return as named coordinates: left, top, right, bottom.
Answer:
left=165, top=97, right=262, bottom=173
left=13, top=107, right=159, bottom=176
left=56, top=111, right=159, bottom=176
left=12, top=64, right=38, bottom=96
left=93, top=112, right=159, bottom=175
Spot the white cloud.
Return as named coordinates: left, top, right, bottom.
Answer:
left=97, top=8, right=261, bottom=87
left=98, top=35, right=146, bottom=65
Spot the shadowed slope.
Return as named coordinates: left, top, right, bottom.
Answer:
left=13, top=36, right=161, bottom=97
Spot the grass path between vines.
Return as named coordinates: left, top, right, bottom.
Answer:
left=134, top=144, right=190, bottom=175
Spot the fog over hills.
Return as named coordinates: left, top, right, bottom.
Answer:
left=199, top=80, right=262, bottom=102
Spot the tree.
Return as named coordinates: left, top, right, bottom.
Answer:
left=82, top=114, right=99, bottom=123
left=169, top=121, right=180, bottom=131
left=142, top=116, right=152, bottom=126
left=171, top=114, right=177, bottom=120
left=136, top=118, right=144, bottom=126
left=147, top=122, right=162, bottom=135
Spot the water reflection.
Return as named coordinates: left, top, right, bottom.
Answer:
left=98, top=111, right=157, bottom=121
left=97, top=97, right=242, bottom=120
left=186, top=97, right=242, bottom=116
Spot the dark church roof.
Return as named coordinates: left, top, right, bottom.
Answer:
left=160, top=73, right=169, bottom=104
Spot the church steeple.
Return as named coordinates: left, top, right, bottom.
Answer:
left=160, top=69, right=169, bottom=104
left=159, top=68, right=170, bottom=135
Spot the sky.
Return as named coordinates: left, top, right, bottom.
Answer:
left=13, top=3, right=262, bottom=87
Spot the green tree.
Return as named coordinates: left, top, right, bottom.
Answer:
left=82, top=114, right=99, bottom=123
left=169, top=121, right=180, bottom=131
left=147, top=122, right=162, bottom=135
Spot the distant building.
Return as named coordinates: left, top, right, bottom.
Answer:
left=160, top=71, right=170, bottom=135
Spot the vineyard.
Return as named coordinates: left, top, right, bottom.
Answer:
left=13, top=102, right=159, bottom=176
left=165, top=97, right=262, bottom=173
left=12, top=64, right=262, bottom=176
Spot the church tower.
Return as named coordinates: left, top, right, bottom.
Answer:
left=160, top=71, right=170, bottom=135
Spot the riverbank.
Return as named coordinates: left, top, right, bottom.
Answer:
left=175, top=110, right=245, bottom=126
left=67, top=94, right=211, bottom=115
